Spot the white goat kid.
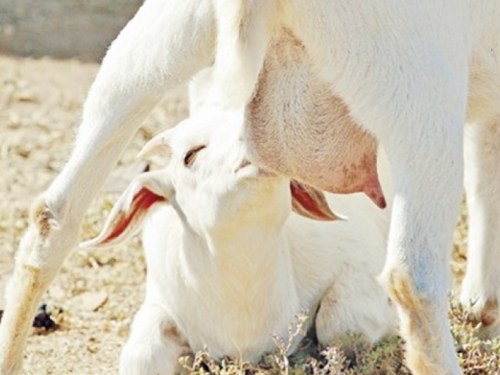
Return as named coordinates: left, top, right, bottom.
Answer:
left=82, top=116, right=394, bottom=375
left=1, top=1, right=500, bottom=374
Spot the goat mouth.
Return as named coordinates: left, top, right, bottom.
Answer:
left=236, top=160, right=276, bottom=178
left=256, top=168, right=276, bottom=178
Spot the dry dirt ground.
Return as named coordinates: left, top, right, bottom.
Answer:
left=0, top=55, right=499, bottom=374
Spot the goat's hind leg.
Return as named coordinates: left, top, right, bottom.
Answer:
left=461, top=119, right=500, bottom=337
left=0, top=1, right=214, bottom=373
left=377, top=103, right=464, bottom=375
left=321, top=43, right=467, bottom=375
left=315, top=271, right=396, bottom=344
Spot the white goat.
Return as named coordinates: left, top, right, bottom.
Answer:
left=1, top=1, right=500, bottom=374
left=82, top=112, right=394, bottom=375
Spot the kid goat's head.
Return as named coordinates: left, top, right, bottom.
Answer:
left=82, top=116, right=341, bottom=248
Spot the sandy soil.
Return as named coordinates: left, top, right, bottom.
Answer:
left=0, top=55, right=187, bottom=374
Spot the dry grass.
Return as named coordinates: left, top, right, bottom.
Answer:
left=0, top=55, right=499, bottom=374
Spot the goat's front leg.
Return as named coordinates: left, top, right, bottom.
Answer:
left=368, top=95, right=465, bottom=374
left=120, top=304, right=185, bottom=375
left=0, top=1, right=214, bottom=373
left=461, top=119, right=500, bottom=337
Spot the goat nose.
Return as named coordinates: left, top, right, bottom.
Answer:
left=239, top=159, right=251, bottom=169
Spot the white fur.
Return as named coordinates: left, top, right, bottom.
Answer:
left=89, top=115, right=395, bottom=375
left=1, top=1, right=500, bottom=374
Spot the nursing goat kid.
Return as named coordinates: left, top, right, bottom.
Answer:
left=1, top=1, right=500, bottom=374
left=82, top=117, right=394, bottom=375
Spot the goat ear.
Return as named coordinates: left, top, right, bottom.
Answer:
left=80, top=171, right=173, bottom=249
left=290, top=180, right=345, bottom=221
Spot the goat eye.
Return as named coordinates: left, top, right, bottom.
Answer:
left=183, top=146, right=206, bottom=167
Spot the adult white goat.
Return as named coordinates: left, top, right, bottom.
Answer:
left=81, top=114, right=394, bottom=375
left=1, top=1, right=499, bottom=374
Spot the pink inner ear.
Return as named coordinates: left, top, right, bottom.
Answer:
left=290, top=180, right=338, bottom=221
left=102, top=188, right=165, bottom=244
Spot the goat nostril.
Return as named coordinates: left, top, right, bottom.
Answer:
left=239, top=159, right=251, bottom=169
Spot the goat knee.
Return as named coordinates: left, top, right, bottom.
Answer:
left=19, top=196, right=77, bottom=268
left=316, top=279, right=395, bottom=345
left=120, top=306, right=184, bottom=375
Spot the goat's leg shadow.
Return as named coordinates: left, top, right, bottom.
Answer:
left=0, top=1, right=214, bottom=373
